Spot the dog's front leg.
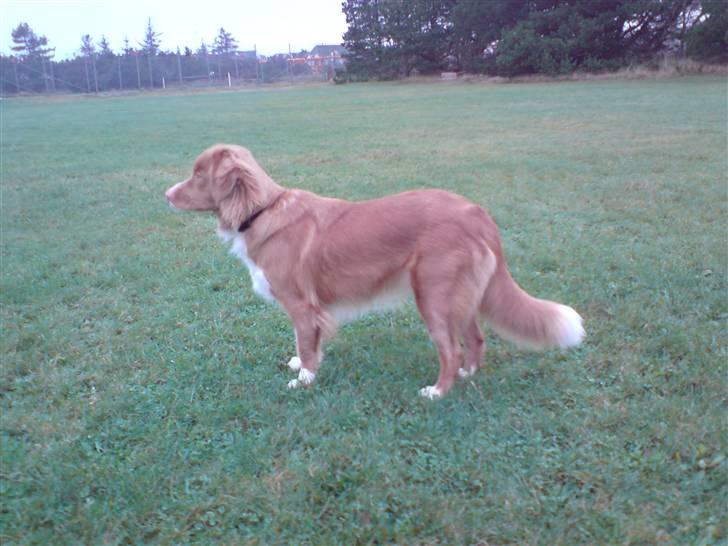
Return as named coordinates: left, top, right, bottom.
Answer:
left=285, top=306, right=325, bottom=389
left=285, top=329, right=322, bottom=372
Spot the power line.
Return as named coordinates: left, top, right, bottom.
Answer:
left=10, top=59, right=89, bottom=93
left=0, top=75, right=45, bottom=94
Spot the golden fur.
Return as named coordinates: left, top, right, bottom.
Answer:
left=165, top=144, right=584, bottom=398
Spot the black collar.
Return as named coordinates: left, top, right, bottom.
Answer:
left=238, top=207, right=267, bottom=232
left=237, top=192, right=285, bottom=233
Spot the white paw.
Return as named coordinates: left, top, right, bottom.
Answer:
left=286, top=356, right=302, bottom=371
left=458, top=367, right=476, bottom=379
left=419, top=385, right=442, bottom=399
left=287, top=368, right=315, bottom=389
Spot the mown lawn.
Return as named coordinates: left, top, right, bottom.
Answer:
left=1, top=77, right=726, bottom=545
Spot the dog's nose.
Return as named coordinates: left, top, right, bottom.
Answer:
left=165, top=187, right=181, bottom=210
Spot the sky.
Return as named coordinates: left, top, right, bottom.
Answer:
left=1, top=0, right=348, bottom=59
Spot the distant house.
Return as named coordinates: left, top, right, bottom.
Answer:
left=306, top=45, right=348, bottom=72
left=236, top=50, right=258, bottom=61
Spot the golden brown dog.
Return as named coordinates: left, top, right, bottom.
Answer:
left=165, top=144, right=584, bottom=398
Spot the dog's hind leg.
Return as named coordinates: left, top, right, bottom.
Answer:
left=411, top=274, right=469, bottom=399
left=418, top=316, right=463, bottom=399
left=411, top=237, right=495, bottom=398
left=459, top=318, right=485, bottom=379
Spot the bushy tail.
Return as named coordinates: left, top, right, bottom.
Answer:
left=480, top=266, right=585, bottom=350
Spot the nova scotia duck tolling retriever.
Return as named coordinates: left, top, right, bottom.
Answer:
left=165, top=144, right=585, bottom=398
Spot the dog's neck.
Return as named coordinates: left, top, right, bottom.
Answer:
left=236, top=190, right=286, bottom=233
left=237, top=206, right=267, bottom=233
left=217, top=177, right=285, bottom=232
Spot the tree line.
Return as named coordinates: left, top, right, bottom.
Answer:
left=1, top=19, right=312, bottom=94
left=341, top=0, right=727, bottom=80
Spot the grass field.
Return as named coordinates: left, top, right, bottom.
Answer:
left=1, top=77, right=726, bottom=545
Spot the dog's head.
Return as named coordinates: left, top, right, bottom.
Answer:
left=166, top=144, right=275, bottom=229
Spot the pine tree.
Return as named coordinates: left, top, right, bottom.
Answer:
left=10, top=22, right=55, bottom=91
left=80, top=34, right=98, bottom=92
left=80, top=34, right=95, bottom=57
left=123, top=36, right=134, bottom=55
left=98, top=35, right=114, bottom=57
left=197, top=41, right=212, bottom=77
left=138, top=19, right=161, bottom=87
left=342, top=0, right=455, bottom=79
left=213, top=27, right=238, bottom=55
left=11, top=22, right=54, bottom=60
left=139, top=18, right=161, bottom=55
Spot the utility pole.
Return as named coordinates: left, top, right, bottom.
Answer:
left=177, top=49, right=183, bottom=84
left=13, top=57, right=20, bottom=92
left=147, top=53, right=153, bottom=88
left=41, top=58, right=49, bottom=93
left=83, top=56, right=91, bottom=92
left=135, top=52, right=141, bottom=89
left=287, top=43, right=293, bottom=84
left=48, top=58, right=55, bottom=92
left=117, top=55, right=123, bottom=89
left=92, top=54, right=99, bottom=93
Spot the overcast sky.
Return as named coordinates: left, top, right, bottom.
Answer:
left=1, top=0, right=348, bottom=59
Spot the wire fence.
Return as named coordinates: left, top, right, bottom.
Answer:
left=0, top=51, right=343, bottom=96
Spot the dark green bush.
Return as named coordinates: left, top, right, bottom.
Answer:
left=686, top=0, right=728, bottom=61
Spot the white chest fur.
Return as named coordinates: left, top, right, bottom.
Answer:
left=217, top=229, right=275, bottom=302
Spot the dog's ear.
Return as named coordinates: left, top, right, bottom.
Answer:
left=215, top=146, right=264, bottom=228
left=213, top=147, right=259, bottom=199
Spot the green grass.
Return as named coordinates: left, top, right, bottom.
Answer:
left=1, top=77, right=726, bottom=545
